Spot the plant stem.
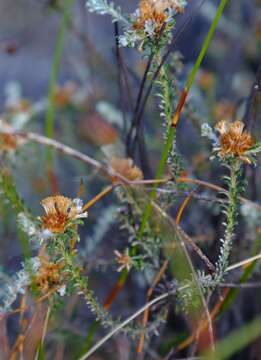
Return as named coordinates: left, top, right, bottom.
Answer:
left=139, top=0, right=230, bottom=235
left=134, top=0, right=206, bottom=129
left=102, top=0, right=230, bottom=320
left=138, top=126, right=176, bottom=235
left=78, top=289, right=178, bottom=360
left=214, top=161, right=241, bottom=284
left=127, top=52, right=154, bottom=156
left=220, top=233, right=261, bottom=311
left=45, top=0, right=74, bottom=164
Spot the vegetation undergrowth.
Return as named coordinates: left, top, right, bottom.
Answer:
left=0, top=0, right=260, bottom=359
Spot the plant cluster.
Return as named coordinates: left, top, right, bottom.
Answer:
left=0, top=0, right=261, bottom=359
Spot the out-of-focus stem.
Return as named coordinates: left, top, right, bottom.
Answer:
left=45, top=0, right=75, bottom=164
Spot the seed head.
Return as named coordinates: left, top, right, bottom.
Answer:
left=34, top=255, right=64, bottom=294
left=133, top=0, right=168, bottom=32
left=41, top=195, right=87, bottom=233
left=215, top=120, right=254, bottom=162
left=0, top=133, right=17, bottom=151
left=109, top=157, right=143, bottom=183
left=114, top=250, right=132, bottom=272
left=0, top=119, right=25, bottom=152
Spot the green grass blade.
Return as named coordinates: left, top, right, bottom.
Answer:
left=45, top=0, right=75, bottom=164
left=204, top=316, right=261, bottom=360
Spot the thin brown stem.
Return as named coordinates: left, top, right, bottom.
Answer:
left=177, top=176, right=261, bottom=211
left=82, top=185, right=113, bottom=211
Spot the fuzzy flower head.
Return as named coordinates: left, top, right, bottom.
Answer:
left=0, top=119, right=25, bottom=152
left=34, top=255, right=65, bottom=295
left=114, top=249, right=133, bottom=272
left=133, top=0, right=168, bottom=33
left=134, top=0, right=185, bottom=33
left=0, top=133, right=17, bottom=151
left=120, top=0, right=186, bottom=48
left=215, top=120, right=254, bottom=163
left=109, top=157, right=143, bottom=183
left=54, top=81, right=77, bottom=107
left=41, top=195, right=87, bottom=233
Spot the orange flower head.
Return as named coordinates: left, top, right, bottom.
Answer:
left=133, top=1, right=185, bottom=35
left=133, top=0, right=167, bottom=32
left=54, top=82, right=76, bottom=107
left=109, top=157, right=143, bottom=183
left=0, top=119, right=25, bottom=152
left=34, top=254, right=64, bottom=294
left=215, top=120, right=254, bottom=161
left=0, top=133, right=17, bottom=151
left=41, top=195, right=87, bottom=233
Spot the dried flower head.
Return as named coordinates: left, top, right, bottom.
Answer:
left=213, top=100, right=235, bottom=122
left=119, top=0, right=186, bottom=47
left=41, top=195, right=87, bottom=233
left=197, top=70, right=215, bottom=91
left=215, top=120, right=254, bottom=162
left=54, top=82, right=77, bottom=107
left=79, top=112, right=118, bottom=145
left=0, top=133, right=17, bottom=151
left=114, top=250, right=132, bottom=272
left=34, top=255, right=64, bottom=294
left=134, top=0, right=168, bottom=33
left=109, top=157, right=143, bottom=183
left=0, top=119, right=25, bottom=152
left=152, top=0, right=186, bottom=12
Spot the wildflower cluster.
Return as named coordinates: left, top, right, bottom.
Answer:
left=86, top=0, right=186, bottom=50
left=119, top=0, right=186, bottom=50
left=0, top=182, right=150, bottom=338
left=0, top=189, right=89, bottom=312
left=1, top=0, right=261, bottom=358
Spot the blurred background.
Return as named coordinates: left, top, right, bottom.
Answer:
left=0, top=0, right=259, bottom=100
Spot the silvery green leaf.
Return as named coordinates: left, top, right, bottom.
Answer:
left=86, top=0, right=129, bottom=24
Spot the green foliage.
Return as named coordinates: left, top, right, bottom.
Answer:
left=0, top=168, right=26, bottom=214
left=214, top=161, right=243, bottom=284
left=204, top=316, right=261, bottom=359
